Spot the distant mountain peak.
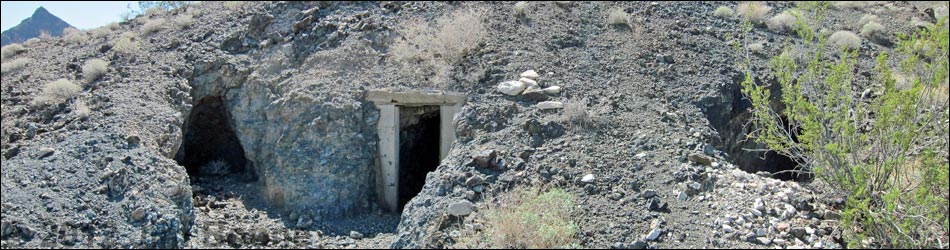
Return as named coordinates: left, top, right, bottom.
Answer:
left=1, top=6, right=75, bottom=46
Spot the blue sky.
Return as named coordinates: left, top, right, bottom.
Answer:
left=1, top=1, right=141, bottom=32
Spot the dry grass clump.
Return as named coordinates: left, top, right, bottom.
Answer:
left=82, top=59, right=109, bottom=83
left=828, top=30, right=862, bottom=50
left=607, top=8, right=630, bottom=26
left=112, top=32, right=141, bottom=55
left=767, top=10, right=801, bottom=33
left=1, top=58, right=30, bottom=73
left=736, top=2, right=772, bottom=23
left=73, top=99, right=91, bottom=118
left=63, top=27, right=88, bottom=44
left=390, top=8, right=487, bottom=88
left=561, top=101, right=591, bottom=127
left=713, top=6, right=734, bottom=18
left=748, top=42, right=765, bottom=54
left=140, top=18, right=167, bottom=34
left=175, top=14, right=194, bottom=28
left=1, top=44, right=26, bottom=60
left=482, top=187, right=578, bottom=249
left=33, top=79, right=81, bottom=106
left=859, top=21, right=886, bottom=43
left=831, top=1, right=869, bottom=10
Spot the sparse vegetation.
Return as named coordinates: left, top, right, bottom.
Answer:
left=561, top=101, right=592, bottom=129
left=24, top=38, right=41, bottom=46
left=390, top=8, right=487, bottom=89
left=1, top=58, right=30, bottom=73
left=481, top=187, right=578, bottom=249
left=860, top=21, right=886, bottom=43
left=82, top=59, right=109, bottom=83
left=607, top=8, right=630, bottom=26
left=828, top=30, right=862, bottom=50
left=141, top=18, right=167, bottom=34
left=748, top=42, right=764, bottom=54
left=513, top=1, right=528, bottom=17
left=174, top=14, right=194, bottom=28
left=73, top=99, right=91, bottom=118
left=767, top=10, right=801, bottom=33
left=736, top=2, right=772, bottom=23
left=112, top=32, right=141, bottom=55
left=63, top=27, right=88, bottom=44
left=713, top=6, right=734, bottom=18
left=857, top=14, right=880, bottom=28
left=739, top=2, right=949, bottom=248
left=1, top=44, right=27, bottom=60
left=33, top=79, right=81, bottom=107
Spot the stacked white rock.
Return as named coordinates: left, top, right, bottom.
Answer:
left=495, top=70, right=564, bottom=106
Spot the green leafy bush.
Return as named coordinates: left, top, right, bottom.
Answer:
left=739, top=2, right=949, bottom=248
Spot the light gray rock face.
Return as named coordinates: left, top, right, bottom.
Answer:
left=189, top=58, right=379, bottom=220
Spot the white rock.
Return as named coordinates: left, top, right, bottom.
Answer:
left=678, top=191, right=688, bottom=201
left=542, top=86, right=561, bottom=94
left=447, top=201, right=474, bottom=216
left=520, top=70, right=539, bottom=79
left=722, top=224, right=735, bottom=233
left=537, top=101, right=564, bottom=110
left=496, top=81, right=526, bottom=96
left=581, top=174, right=595, bottom=183
left=519, top=77, right=538, bottom=88
left=750, top=208, right=762, bottom=217
left=644, top=227, right=662, bottom=241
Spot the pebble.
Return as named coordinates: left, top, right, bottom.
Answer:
left=581, top=174, right=595, bottom=183
left=496, top=80, right=526, bottom=95
left=757, top=237, right=772, bottom=245
left=641, top=189, right=656, bottom=199
left=349, top=231, right=363, bottom=239
left=518, top=77, right=538, bottom=87
left=465, top=175, right=484, bottom=186
left=644, top=227, right=662, bottom=241
left=447, top=201, right=474, bottom=216
left=722, top=224, right=735, bottom=233
left=776, top=222, right=790, bottom=231
left=520, top=70, right=539, bottom=79
left=538, top=101, right=564, bottom=110
left=542, top=86, right=561, bottom=94
left=131, top=207, right=146, bottom=221
left=677, top=191, right=687, bottom=201
left=38, top=147, right=55, bottom=158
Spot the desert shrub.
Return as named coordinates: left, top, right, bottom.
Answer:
left=1, top=58, right=30, bottom=73
left=860, top=21, right=886, bottom=43
left=482, top=187, right=578, bottom=249
left=390, top=8, right=487, bottom=89
left=1, top=44, right=26, bottom=60
left=828, top=30, right=861, bottom=50
left=140, top=18, right=167, bottom=34
left=560, top=101, right=590, bottom=127
left=91, top=26, right=112, bottom=39
left=223, top=1, right=247, bottom=10
left=39, top=30, right=52, bottom=39
left=33, top=79, right=81, bottom=106
left=607, top=8, right=629, bottom=26
left=748, top=42, right=764, bottom=54
left=63, top=27, right=88, bottom=44
left=740, top=2, right=949, bottom=248
left=767, top=10, right=801, bottom=33
left=112, top=32, right=141, bottom=55
left=513, top=1, right=528, bottom=16
left=174, top=14, right=194, bottom=28
left=73, top=99, right=91, bottom=118
left=736, top=2, right=772, bottom=23
left=831, top=1, right=868, bottom=10
left=713, top=6, right=734, bottom=18
left=24, top=38, right=41, bottom=46
left=857, top=14, right=880, bottom=28
left=82, top=59, right=109, bottom=83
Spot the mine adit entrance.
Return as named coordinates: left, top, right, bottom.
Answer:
left=701, top=76, right=806, bottom=181
left=397, top=106, right=442, bottom=211
left=175, top=96, right=254, bottom=181
left=367, top=90, right=465, bottom=213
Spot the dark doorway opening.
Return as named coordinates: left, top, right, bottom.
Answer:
left=175, top=96, right=253, bottom=181
left=397, top=106, right=441, bottom=211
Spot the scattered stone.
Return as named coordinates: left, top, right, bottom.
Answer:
left=464, top=191, right=477, bottom=201
left=38, top=147, right=55, bottom=159
left=677, top=191, right=687, bottom=201
left=611, top=242, right=626, bottom=249
left=542, top=86, right=561, bottom=94
left=538, top=101, right=564, bottom=110
left=519, top=88, right=549, bottom=101
left=773, top=238, right=786, bottom=245
left=642, top=189, right=656, bottom=199
left=753, top=198, right=765, bottom=211
left=790, top=227, right=807, bottom=239
left=519, top=77, right=538, bottom=87
left=17, top=225, right=33, bottom=239
left=776, top=222, right=790, bottom=232
left=756, top=228, right=767, bottom=237
left=252, top=228, right=269, bottom=245
left=630, top=180, right=641, bottom=192
left=757, top=237, right=772, bottom=246
left=822, top=210, right=842, bottom=220
left=581, top=174, right=595, bottom=183
left=447, top=201, right=474, bottom=217
left=687, top=153, right=712, bottom=165
left=520, top=70, right=539, bottom=79
left=685, top=181, right=702, bottom=196
left=131, top=207, right=146, bottom=221
left=497, top=80, right=526, bottom=96
left=465, top=175, right=484, bottom=186
left=349, top=231, right=363, bottom=239
left=644, top=227, right=662, bottom=241
left=1, top=221, right=13, bottom=238
left=703, top=144, right=715, bottom=155
left=749, top=208, right=762, bottom=217
left=722, top=224, right=735, bottom=233
left=472, top=150, right=496, bottom=168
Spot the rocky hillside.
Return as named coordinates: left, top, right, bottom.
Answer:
left=1, top=7, right=75, bottom=46
left=1, top=1, right=946, bottom=249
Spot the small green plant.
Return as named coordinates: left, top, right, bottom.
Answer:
left=1, top=44, right=26, bottom=60
left=607, top=8, right=630, bottom=27
left=482, top=187, right=578, bottom=249
left=33, top=78, right=81, bottom=107
left=1, top=58, right=30, bottom=73
left=82, top=59, right=109, bottom=83
left=739, top=1, right=949, bottom=248
left=713, top=6, right=734, bottom=18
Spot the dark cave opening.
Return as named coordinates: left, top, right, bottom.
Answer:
left=700, top=75, right=808, bottom=181
left=397, top=106, right=442, bottom=212
left=175, top=96, right=253, bottom=181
